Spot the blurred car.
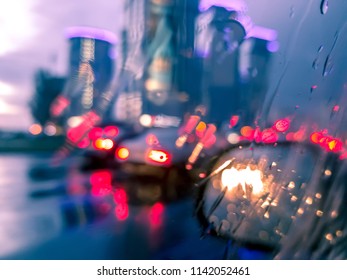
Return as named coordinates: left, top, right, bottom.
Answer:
left=112, top=122, right=196, bottom=200
left=114, top=125, right=192, bottom=174
left=79, top=120, right=140, bottom=170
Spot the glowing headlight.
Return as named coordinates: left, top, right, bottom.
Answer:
left=221, top=165, right=264, bottom=195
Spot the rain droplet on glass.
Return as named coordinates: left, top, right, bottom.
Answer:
left=312, top=59, right=319, bottom=70
left=320, top=0, right=329, bottom=15
left=322, top=56, right=333, bottom=77
left=332, top=105, right=340, bottom=112
left=290, top=6, right=295, bottom=18
left=310, top=85, right=318, bottom=93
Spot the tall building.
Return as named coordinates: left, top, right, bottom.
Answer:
left=111, top=0, right=201, bottom=125
left=50, top=26, right=117, bottom=123
left=195, top=1, right=277, bottom=127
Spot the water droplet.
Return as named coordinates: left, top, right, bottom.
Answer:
left=330, top=105, right=340, bottom=119
left=291, top=196, right=298, bottom=202
left=320, top=0, right=329, bottom=15
left=310, top=85, right=318, bottom=93
left=305, top=197, right=313, bottom=205
left=290, top=6, right=295, bottom=18
left=324, top=169, right=332, bottom=176
left=288, top=181, right=295, bottom=189
left=325, top=233, right=333, bottom=241
left=312, top=59, right=319, bottom=70
left=316, top=210, right=323, bottom=217
left=322, top=55, right=334, bottom=77
left=297, top=208, right=304, bottom=215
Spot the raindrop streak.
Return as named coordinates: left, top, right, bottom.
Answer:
left=312, top=59, right=319, bottom=70
left=270, top=0, right=314, bottom=118
left=260, top=64, right=289, bottom=126
left=320, top=0, right=329, bottom=15
left=330, top=105, right=340, bottom=120
left=322, top=57, right=333, bottom=76
left=322, top=32, right=339, bottom=77
left=312, top=46, right=324, bottom=70
left=310, top=85, right=318, bottom=99
left=290, top=6, right=295, bottom=18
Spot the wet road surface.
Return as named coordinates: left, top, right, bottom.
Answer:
left=0, top=153, right=228, bottom=260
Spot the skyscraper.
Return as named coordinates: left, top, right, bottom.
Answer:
left=50, top=26, right=117, bottom=122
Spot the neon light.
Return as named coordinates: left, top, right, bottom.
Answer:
left=247, top=25, right=278, bottom=41
left=65, top=26, right=117, bottom=44
left=199, top=0, right=248, bottom=12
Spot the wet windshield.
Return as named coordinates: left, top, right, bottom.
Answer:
left=0, top=0, right=347, bottom=261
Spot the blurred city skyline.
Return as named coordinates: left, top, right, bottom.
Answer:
left=0, top=0, right=122, bottom=131
left=1, top=0, right=347, bottom=133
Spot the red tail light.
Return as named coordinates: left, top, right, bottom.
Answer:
left=104, top=126, right=119, bottom=137
left=114, top=188, right=127, bottom=204
left=310, top=131, right=343, bottom=153
left=77, top=137, right=90, bottom=149
left=146, top=149, right=171, bottom=165
left=89, top=127, right=103, bottom=140
left=116, top=147, right=130, bottom=160
left=310, top=132, right=323, bottom=144
left=90, top=170, right=112, bottom=196
left=115, top=204, right=129, bottom=221
left=149, top=202, right=165, bottom=227
left=240, top=126, right=255, bottom=140
left=261, top=128, right=279, bottom=144
left=273, top=119, right=290, bottom=133
left=94, top=138, right=114, bottom=150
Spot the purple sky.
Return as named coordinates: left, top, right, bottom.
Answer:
left=0, top=0, right=122, bottom=131
left=0, top=0, right=346, bottom=132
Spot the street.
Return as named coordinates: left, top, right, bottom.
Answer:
left=0, top=153, right=228, bottom=260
